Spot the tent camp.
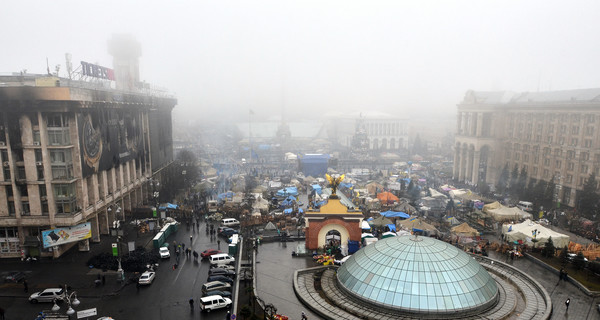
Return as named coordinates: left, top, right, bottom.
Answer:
left=451, top=223, right=479, bottom=237
left=486, top=205, right=532, bottom=222
left=502, top=219, right=570, bottom=248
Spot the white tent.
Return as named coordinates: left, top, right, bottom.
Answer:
left=502, top=219, right=570, bottom=248
left=486, top=206, right=532, bottom=222
left=252, top=196, right=270, bottom=212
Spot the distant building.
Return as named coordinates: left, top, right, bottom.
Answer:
left=454, top=89, right=600, bottom=207
left=0, top=38, right=176, bottom=258
left=325, top=111, right=409, bottom=152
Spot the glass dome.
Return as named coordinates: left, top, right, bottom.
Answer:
left=337, top=235, right=498, bottom=313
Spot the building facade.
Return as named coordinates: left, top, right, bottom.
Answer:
left=0, top=74, right=176, bottom=258
left=454, top=89, right=600, bottom=207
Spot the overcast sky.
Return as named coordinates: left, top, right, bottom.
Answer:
left=2, top=1, right=600, bottom=122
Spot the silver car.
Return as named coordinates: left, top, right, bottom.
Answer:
left=29, top=288, right=65, bottom=303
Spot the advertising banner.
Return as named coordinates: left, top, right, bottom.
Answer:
left=42, top=223, right=92, bottom=248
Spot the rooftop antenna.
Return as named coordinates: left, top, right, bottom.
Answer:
left=65, top=53, right=73, bottom=79
left=46, top=57, right=51, bottom=75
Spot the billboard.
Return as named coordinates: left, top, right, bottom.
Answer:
left=78, top=109, right=145, bottom=177
left=42, top=223, right=92, bottom=248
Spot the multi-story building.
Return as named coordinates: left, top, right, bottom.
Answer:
left=0, top=36, right=176, bottom=258
left=454, top=89, right=600, bottom=207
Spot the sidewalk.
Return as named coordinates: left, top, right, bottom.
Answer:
left=0, top=223, right=157, bottom=300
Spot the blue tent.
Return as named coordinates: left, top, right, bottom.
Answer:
left=387, top=224, right=397, bottom=232
left=380, top=210, right=410, bottom=219
left=298, top=208, right=304, bottom=213
left=283, top=208, right=293, bottom=215
left=339, top=182, right=353, bottom=189
left=310, top=184, right=322, bottom=195
left=217, top=191, right=234, bottom=201
left=159, top=203, right=179, bottom=210
left=276, top=187, right=298, bottom=197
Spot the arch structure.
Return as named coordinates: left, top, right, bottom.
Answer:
left=305, top=197, right=363, bottom=251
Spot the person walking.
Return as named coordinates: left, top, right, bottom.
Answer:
left=565, top=298, right=570, bottom=311
left=0, top=306, right=5, bottom=320
left=102, top=274, right=106, bottom=285
left=189, top=297, right=194, bottom=309
left=23, top=279, right=28, bottom=293
left=225, top=310, right=231, bottom=320
left=301, top=311, right=308, bottom=320
left=190, top=235, right=193, bottom=244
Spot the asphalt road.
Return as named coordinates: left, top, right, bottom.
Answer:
left=0, top=222, right=235, bottom=320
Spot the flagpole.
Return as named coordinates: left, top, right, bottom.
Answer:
left=249, top=110, right=252, bottom=165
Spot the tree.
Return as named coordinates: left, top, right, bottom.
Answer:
left=559, top=246, right=569, bottom=267
left=477, top=177, right=490, bottom=196
left=573, top=251, right=587, bottom=270
left=543, top=176, right=556, bottom=209
left=495, top=164, right=509, bottom=195
left=516, top=167, right=528, bottom=200
left=578, top=173, right=600, bottom=219
left=532, top=179, right=547, bottom=207
left=509, top=164, right=520, bottom=197
left=524, top=178, right=537, bottom=203
left=541, top=236, right=555, bottom=257
left=407, top=180, right=420, bottom=203
left=176, top=149, right=200, bottom=190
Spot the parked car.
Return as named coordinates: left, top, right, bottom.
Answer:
left=199, top=295, right=232, bottom=312
left=29, top=288, right=65, bottom=303
left=201, top=281, right=231, bottom=294
left=201, top=249, right=223, bottom=259
left=209, top=264, right=235, bottom=270
left=4, top=271, right=25, bottom=283
left=207, top=275, right=234, bottom=284
left=208, top=268, right=236, bottom=278
left=159, top=247, right=170, bottom=259
left=219, top=228, right=239, bottom=237
left=567, top=253, right=588, bottom=262
left=202, top=290, right=232, bottom=298
left=138, top=271, right=156, bottom=285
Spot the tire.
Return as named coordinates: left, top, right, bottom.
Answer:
left=206, top=308, right=211, bottom=313
left=31, top=299, right=38, bottom=304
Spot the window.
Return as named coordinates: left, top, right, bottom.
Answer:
left=39, top=184, right=47, bottom=197
left=543, top=148, right=550, bottom=156
left=35, top=149, right=42, bottom=162
left=571, top=138, right=578, bottom=146
left=560, top=125, right=567, bottom=133
left=544, top=158, right=550, bottom=166
left=567, top=151, right=575, bottom=159
left=567, top=162, right=575, bottom=171
left=548, top=124, right=554, bottom=133
left=18, top=184, right=27, bottom=197
left=8, top=201, right=15, bottom=216
left=543, top=169, right=549, bottom=178
left=533, top=146, right=540, bottom=154
left=586, top=127, right=594, bottom=135
left=581, top=164, right=589, bottom=174
left=584, top=140, right=592, bottom=148
left=534, top=156, right=539, bottom=163
left=46, top=114, right=68, bottom=127
left=50, top=150, right=72, bottom=163
left=586, top=114, right=595, bottom=123
left=554, top=149, right=562, bottom=157
left=54, top=183, right=76, bottom=215
left=556, top=160, right=562, bottom=168
left=558, top=137, right=565, bottom=145
left=533, top=167, right=538, bottom=175
left=547, top=136, right=553, bottom=143
left=47, top=129, right=70, bottom=145
left=16, top=166, right=25, bottom=180
left=582, top=152, right=590, bottom=161
left=21, top=202, right=30, bottom=216
left=37, top=166, right=44, bottom=180
left=572, top=126, right=580, bottom=135
left=523, top=154, right=529, bottom=162
left=515, top=153, right=520, bottom=161
left=51, top=165, right=73, bottom=180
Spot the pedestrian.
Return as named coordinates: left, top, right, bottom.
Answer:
left=301, top=311, right=308, bottom=320
left=217, top=240, right=221, bottom=250
left=226, top=310, right=231, bottom=320
left=102, top=274, right=106, bottom=285
left=23, top=279, right=28, bottom=293
left=0, top=306, right=5, bottom=320
left=189, top=297, right=194, bottom=309
left=565, top=298, right=570, bottom=311
left=190, top=235, right=193, bottom=243
left=182, top=243, right=186, bottom=251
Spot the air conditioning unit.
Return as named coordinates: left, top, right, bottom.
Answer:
left=36, top=161, right=43, bottom=166
left=33, top=141, right=40, bottom=146
left=3, top=161, right=9, bottom=167
left=0, top=141, right=5, bottom=146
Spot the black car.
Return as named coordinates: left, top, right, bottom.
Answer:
left=4, top=271, right=25, bottom=283
left=208, top=268, right=236, bottom=278
left=207, top=275, right=234, bottom=284
left=203, top=290, right=232, bottom=298
left=219, top=228, right=239, bottom=237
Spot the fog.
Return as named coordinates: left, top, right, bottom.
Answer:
left=2, top=0, right=600, bottom=123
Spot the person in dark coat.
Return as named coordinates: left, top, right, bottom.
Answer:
left=23, top=279, right=28, bottom=292
left=565, top=298, right=570, bottom=311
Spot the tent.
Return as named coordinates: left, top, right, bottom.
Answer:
left=502, top=219, right=570, bottom=248
left=445, top=216, right=461, bottom=226
left=159, top=203, right=179, bottom=210
left=482, top=201, right=502, bottom=213
left=386, top=224, right=397, bottom=232
left=377, top=192, right=399, bottom=204
left=283, top=208, right=293, bottom=215
left=369, top=216, right=393, bottom=227
left=264, top=221, right=277, bottom=230
left=311, top=184, right=323, bottom=195
left=366, top=182, right=384, bottom=195
left=361, top=233, right=375, bottom=239
left=380, top=210, right=410, bottom=219
left=253, top=196, right=270, bottom=212
left=382, top=231, right=397, bottom=239
left=398, top=218, right=439, bottom=236
left=276, top=187, right=298, bottom=197
left=486, top=206, right=533, bottom=222
left=451, top=223, right=479, bottom=237
left=361, top=221, right=372, bottom=230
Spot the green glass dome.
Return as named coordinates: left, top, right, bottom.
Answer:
left=337, top=235, right=498, bottom=314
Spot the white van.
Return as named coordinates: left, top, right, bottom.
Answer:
left=208, top=200, right=218, bottom=213
left=517, top=201, right=533, bottom=212
left=221, top=218, right=240, bottom=227
left=199, top=295, right=232, bottom=312
left=209, top=253, right=235, bottom=266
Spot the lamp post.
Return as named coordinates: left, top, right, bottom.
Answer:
left=50, top=286, right=80, bottom=319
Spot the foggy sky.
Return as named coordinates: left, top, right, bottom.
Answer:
left=2, top=1, right=600, bottom=123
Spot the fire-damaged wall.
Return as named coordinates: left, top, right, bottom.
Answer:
left=148, top=109, right=173, bottom=172
left=78, top=108, right=145, bottom=177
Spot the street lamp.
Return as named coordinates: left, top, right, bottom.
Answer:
left=51, top=286, right=80, bottom=317
left=107, top=203, right=123, bottom=222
